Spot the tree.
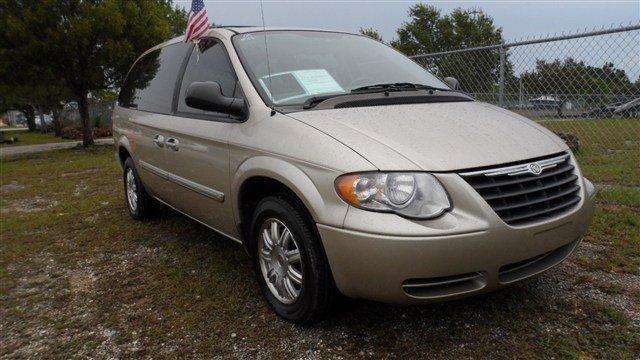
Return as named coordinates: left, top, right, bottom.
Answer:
left=0, top=0, right=187, bottom=146
left=520, top=58, right=637, bottom=106
left=0, top=83, right=64, bottom=133
left=390, top=4, right=506, bottom=94
left=359, top=27, right=384, bottom=42
left=392, top=5, right=503, bottom=55
left=0, top=59, right=72, bottom=134
left=1, top=1, right=81, bottom=132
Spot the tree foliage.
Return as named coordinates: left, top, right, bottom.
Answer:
left=359, top=27, right=384, bottom=42
left=521, top=58, right=638, bottom=100
left=390, top=4, right=506, bottom=93
left=391, top=5, right=503, bottom=56
left=0, top=0, right=186, bottom=145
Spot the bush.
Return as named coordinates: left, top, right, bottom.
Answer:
left=60, top=124, right=82, bottom=139
left=61, top=123, right=112, bottom=140
left=554, top=132, right=581, bottom=152
left=93, top=126, right=112, bottom=138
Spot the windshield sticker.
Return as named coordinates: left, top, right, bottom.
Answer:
left=239, top=33, right=255, bottom=42
left=293, top=69, right=344, bottom=96
left=259, top=69, right=344, bottom=104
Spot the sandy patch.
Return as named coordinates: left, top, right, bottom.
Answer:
left=0, top=181, right=25, bottom=193
left=1, top=196, right=59, bottom=213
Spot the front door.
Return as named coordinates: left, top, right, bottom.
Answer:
left=158, top=38, right=242, bottom=237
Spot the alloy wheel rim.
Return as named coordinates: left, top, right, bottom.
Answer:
left=125, top=169, right=138, bottom=213
left=258, top=218, right=303, bottom=304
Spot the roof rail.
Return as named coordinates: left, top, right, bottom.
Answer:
left=209, top=25, right=258, bottom=28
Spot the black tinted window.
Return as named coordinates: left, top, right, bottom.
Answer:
left=118, top=43, right=189, bottom=113
left=178, top=39, right=240, bottom=117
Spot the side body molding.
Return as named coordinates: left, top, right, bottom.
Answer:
left=140, top=160, right=225, bottom=202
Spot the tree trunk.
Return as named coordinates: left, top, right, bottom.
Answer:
left=23, top=105, right=36, bottom=131
left=52, top=108, right=63, bottom=137
left=77, top=92, right=93, bottom=146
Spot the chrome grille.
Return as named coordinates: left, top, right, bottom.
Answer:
left=459, top=153, right=581, bottom=225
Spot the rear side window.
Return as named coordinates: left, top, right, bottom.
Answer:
left=177, top=39, right=241, bottom=118
left=118, top=43, right=190, bottom=114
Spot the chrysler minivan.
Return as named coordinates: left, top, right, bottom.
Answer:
left=113, top=27, right=596, bottom=324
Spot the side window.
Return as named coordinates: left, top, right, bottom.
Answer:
left=177, top=39, right=241, bottom=118
left=118, top=43, right=189, bottom=114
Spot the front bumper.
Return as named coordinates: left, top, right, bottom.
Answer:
left=318, top=174, right=597, bottom=304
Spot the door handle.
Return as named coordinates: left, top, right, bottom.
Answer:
left=166, top=138, right=179, bottom=151
left=153, top=134, right=165, bottom=148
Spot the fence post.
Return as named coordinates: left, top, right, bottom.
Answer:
left=499, top=45, right=506, bottom=107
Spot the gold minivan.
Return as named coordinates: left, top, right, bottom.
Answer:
left=113, top=27, right=596, bottom=324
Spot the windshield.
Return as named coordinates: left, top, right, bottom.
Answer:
left=232, top=31, right=449, bottom=106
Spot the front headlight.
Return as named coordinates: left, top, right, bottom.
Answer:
left=335, top=172, right=451, bottom=219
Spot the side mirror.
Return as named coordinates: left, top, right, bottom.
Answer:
left=185, top=81, right=245, bottom=116
left=443, top=77, right=460, bottom=91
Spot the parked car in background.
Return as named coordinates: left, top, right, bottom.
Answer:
left=2, top=110, right=27, bottom=127
left=113, top=27, right=596, bottom=324
left=530, top=95, right=563, bottom=109
left=615, top=97, right=640, bottom=117
left=36, top=114, right=53, bottom=129
left=580, top=97, right=640, bottom=118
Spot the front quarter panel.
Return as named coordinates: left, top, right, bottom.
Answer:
left=231, top=156, right=345, bottom=226
left=229, top=112, right=376, bottom=229
left=113, top=106, right=141, bottom=171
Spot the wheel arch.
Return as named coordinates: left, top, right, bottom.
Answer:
left=232, top=157, right=327, bottom=247
left=117, top=135, right=133, bottom=168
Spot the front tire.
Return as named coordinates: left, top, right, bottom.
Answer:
left=250, top=194, right=336, bottom=324
left=123, top=157, right=156, bottom=220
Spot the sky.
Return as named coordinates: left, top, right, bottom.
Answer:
left=176, top=1, right=639, bottom=43
left=175, top=1, right=640, bottom=77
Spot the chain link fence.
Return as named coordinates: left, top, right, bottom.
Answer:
left=412, top=24, right=640, bottom=206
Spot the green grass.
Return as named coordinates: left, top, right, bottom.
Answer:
left=0, top=130, right=73, bottom=147
left=597, top=185, right=640, bottom=207
left=1, top=146, right=638, bottom=358
left=537, top=117, right=640, bottom=187
left=573, top=205, right=640, bottom=275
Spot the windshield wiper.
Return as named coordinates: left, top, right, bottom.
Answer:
left=302, top=83, right=453, bottom=110
left=351, top=82, right=449, bottom=93
left=302, top=93, right=348, bottom=109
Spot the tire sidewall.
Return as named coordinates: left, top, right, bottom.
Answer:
left=123, top=158, right=144, bottom=219
left=250, top=196, right=323, bottom=322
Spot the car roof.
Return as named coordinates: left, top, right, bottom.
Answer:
left=148, top=27, right=356, bottom=55
left=222, top=26, right=350, bottom=34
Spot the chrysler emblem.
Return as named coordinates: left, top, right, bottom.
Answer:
left=528, top=162, right=542, bottom=175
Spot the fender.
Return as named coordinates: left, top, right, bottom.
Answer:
left=116, top=134, right=133, bottom=167
left=231, top=156, right=345, bottom=229
left=117, top=134, right=132, bottom=153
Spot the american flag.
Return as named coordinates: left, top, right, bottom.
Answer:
left=184, top=0, right=209, bottom=43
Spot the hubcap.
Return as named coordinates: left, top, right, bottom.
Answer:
left=258, top=218, right=303, bottom=304
left=125, top=168, right=138, bottom=213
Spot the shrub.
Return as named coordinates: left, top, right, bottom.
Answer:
left=554, top=132, right=581, bottom=152
left=61, top=124, right=83, bottom=139
left=61, top=123, right=112, bottom=140
left=93, top=126, right=112, bottom=138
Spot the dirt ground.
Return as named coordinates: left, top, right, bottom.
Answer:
left=1, top=146, right=638, bottom=359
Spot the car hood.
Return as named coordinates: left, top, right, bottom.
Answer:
left=286, top=101, right=568, bottom=171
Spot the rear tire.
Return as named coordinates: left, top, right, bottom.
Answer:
left=249, top=194, right=336, bottom=324
left=123, top=157, right=157, bottom=220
